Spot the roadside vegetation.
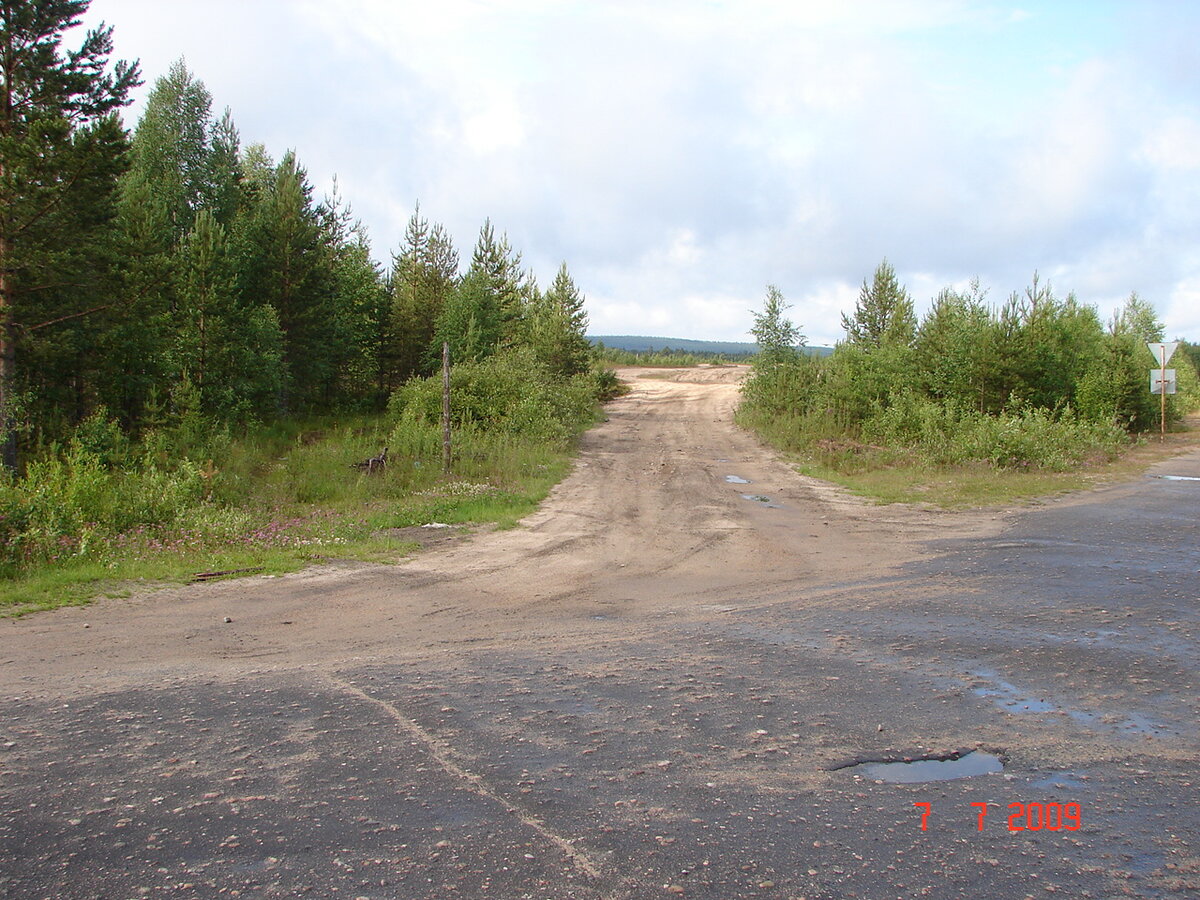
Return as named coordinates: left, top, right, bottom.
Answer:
left=739, top=265, right=1200, bottom=507
left=0, top=359, right=600, bottom=616
left=593, top=346, right=745, bottom=367
left=0, top=8, right=611, bottom=614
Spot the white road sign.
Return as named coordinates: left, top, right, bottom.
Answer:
left=1150, top=369, right=1177, bottom=395
left=1147, top=342, right=1179, bottom=366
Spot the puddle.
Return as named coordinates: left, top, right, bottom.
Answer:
left=1153, top=474, right=1200, bottom=482
left=970, top=670, right=1166, bottom=736
left=852, top=751, right=1004, bottom=783
left=1031, top=772, right=1089, bottom=791
left=725, top=475, right=751, bottom=484
left=741, top=493, right=781, bottom=507
left=972, top=674, right=1057, bottom=713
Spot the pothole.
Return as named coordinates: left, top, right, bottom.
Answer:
left=741, top=493, right=781, bottom=507
left=841, top=750, right=1004, bottom=783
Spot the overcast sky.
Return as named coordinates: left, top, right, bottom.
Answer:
left=82, top=0, right=1200, bottom=346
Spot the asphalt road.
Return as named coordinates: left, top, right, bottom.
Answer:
left=1, top=369, right=1197, bottom=899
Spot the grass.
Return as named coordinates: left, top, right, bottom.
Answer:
left=744, top=406, right=1200, bottom=509
left=0, top=415, right=587, bottom=618
left=793, top=458, right=1095, bottom=507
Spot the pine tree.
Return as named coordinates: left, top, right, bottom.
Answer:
left=208, top=107, right=242, bottom=226
left=389, top=204, right=458, bottom=384
left=319, top=184, right=386, bottom=408
left=102, top=173, right=175, bottom=427
left=751, top=284, right=804, bottom=366
left=176, top=209, right=282, bottom=421
left=433, top=268, right=501, bottom=364
left=914, top=280, right=991, bottom=406
left=125, top=59, right=219, bottom=242
left=234, top=151, right=331, bottom=411
left=468, top=219, right=529, bottom=346
left=529, top=263, right=591, bottom=377
left=1109, top=291, right=1164, bottom=342
left=841, top=259, right=916, bottom=349
left=0, top=0, right=140, bottom=466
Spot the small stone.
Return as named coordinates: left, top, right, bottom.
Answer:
left=223, top=616, right=233, bottom=624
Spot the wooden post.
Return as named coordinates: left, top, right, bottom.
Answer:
left=1161, top=354, right=1167, bottom=443
left=442, top=341, right=452, bottom=476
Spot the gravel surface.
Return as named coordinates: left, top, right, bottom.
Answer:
left=1, top=366, right=1196, bottom=899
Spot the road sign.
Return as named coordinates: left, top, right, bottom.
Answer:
left=1147, top=342, right=1179, bottom=366
left=1151, top=369, right=1177, bottom=395
left=1147, top=342, right=1179, bottom=440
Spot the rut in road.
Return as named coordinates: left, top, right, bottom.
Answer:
left=393, top=367, right=959, bottom=610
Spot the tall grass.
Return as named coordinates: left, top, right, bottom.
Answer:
left=1, top=349, right=605, bottom=615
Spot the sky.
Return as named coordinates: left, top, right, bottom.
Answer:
left=80, top=0, right=1200, bottom=347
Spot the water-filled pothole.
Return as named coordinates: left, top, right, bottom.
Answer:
left=845, top=750, right=1004, bottom=783
left=741, top=493, right=780, bottom=507
left=1153, top=474, right=1200, bottom=482
left=725, top=475, right=751, bottom=484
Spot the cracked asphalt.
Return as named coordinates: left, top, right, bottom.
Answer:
left=1, top=367, right=1197, bottom=899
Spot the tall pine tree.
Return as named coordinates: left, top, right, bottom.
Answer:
left=528, top=262, right=591, bottom=377
left=125, top=59, right=217, bottom=242
left=0, top=0, right=140, bottom=467
left=841, top=259, right=916, bottom=349
left=388, top=204, right=458, bottom=384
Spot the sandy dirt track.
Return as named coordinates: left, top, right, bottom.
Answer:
left=0, top=365, right=999, bottom=692
left=1, top=366, right=1196, bottom=900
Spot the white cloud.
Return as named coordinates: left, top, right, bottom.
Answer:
left=1140, top=116, right=1200, bottom=170
left=84, top=0, right=1200, bottom=342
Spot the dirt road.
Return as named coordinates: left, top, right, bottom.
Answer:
left=1, top=367, right=1196, bottom=899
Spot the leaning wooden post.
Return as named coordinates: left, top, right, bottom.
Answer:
left=441, top=341, right=452, bottom=476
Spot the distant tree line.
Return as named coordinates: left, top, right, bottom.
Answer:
left=0, top=3, right=592, bottom=470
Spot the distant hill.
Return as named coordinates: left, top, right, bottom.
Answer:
left=590, top=335, right=833, bottom=357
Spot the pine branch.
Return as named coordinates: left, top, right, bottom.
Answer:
left=24, top=303, right=112, bottom=332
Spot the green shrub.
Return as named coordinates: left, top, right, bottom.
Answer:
left=0, top=441, right=207, bottom=574
left=388, top=348, right=598, bottom=449
left=859, top=393, right=1126, bottom=471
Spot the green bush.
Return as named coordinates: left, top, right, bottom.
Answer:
left=0, top=441, right=207, bottom=574
left=388, top=348, right=598, bottom=449
left=860, top=392, right=1126, bottom=471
